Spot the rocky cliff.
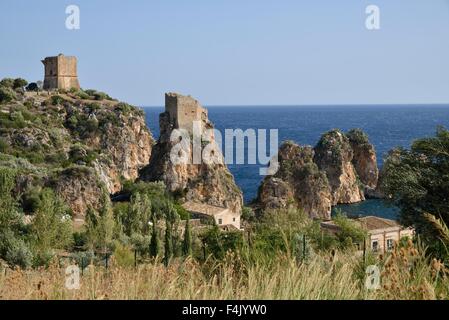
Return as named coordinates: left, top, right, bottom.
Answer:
left=140, top=93, right=243, bottom=214
left=257, top=129, right=379, bottom=219
left=257, top=141, right=332, bottom=219
left=346, top=129, right=379, bottom=195
left=314, top=129, right=365, bottom=205
left=0, top=83, right=153, bottom=218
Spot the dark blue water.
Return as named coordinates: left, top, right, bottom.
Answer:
left=142, top=105, right=449, bottom=218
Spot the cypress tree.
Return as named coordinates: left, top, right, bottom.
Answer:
left=149, top=216, right=159, bottom=258
left=164, top=220, right=173, bottom=267
left=182, top=218, right=192, bottom=256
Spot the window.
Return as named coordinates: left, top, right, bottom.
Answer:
left=218, top=218, right=223, bottom=225
left=233, top=217, right=236, bottom=222
left=372, top=240, right=379, bottom=252
left=387, top=239, right=394, bottom=251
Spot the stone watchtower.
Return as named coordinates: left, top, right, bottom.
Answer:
left=41, top=54, right=80, bottom=90
left=165, top=92, right=206, bottom=133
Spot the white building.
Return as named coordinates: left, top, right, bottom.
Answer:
left=321, top=216, right=414, bottom=253
left=182, top=201, right=241, bottom=230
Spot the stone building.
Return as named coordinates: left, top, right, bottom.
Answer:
left=321, top=216, right=414, bottom=253
left=165, top=92, right=207, bottom=133
left=42, top=54, right=80, bottom=90
left=182, top=201, right=241, bottom=230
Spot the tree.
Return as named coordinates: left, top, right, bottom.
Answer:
left=13, top=78, right=28, bottom=89
left=30, top=189, right=73, bottom=265
left=84, top=206, right=99, bottom=250
left=96, top=192, right=115, bottom=253
left=149, top=216, right=160, bottom=258
left=164, top=220, right=173, bottom=266
left=182, top=218, right=192, bottom=256
left=382, top=127, right=449, bottom=259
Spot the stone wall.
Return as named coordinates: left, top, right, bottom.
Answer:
left=42, top=54, right=80, bottom=90
left=165, top=92, right=205, bottom=133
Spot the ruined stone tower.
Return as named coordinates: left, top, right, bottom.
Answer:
left=165, top=92, right=207, bottom=133
left=42, top=54, right=80, bottom=90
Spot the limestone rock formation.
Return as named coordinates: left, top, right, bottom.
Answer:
left=140, top=93, right=243, bottom=214
left=0, top=88, right=153, bottom=218
left=257, top=141, right=332, bottom=220
left=314, top=129, right=365, bottom=205
left=51, top=167, right=104, bottom=221
left=257, top=129, right=379, bottom=218
left=346, top=129, right=379, bottom=196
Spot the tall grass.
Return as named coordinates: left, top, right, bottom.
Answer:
left=1, top=241, right=447, bottom=300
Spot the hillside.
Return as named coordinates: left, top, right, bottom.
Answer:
left=0, top=78, right=153, bottom=220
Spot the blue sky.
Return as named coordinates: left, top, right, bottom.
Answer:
left=1, top=0, right=449, bottom=106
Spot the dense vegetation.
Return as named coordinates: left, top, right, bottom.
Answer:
left=382, top=126, right=449, bottom=263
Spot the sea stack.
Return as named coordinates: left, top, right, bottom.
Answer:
left=140, top=93, right=243, bottom=226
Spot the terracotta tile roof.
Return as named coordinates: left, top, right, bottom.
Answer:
left=182, top=201, right=228, bottom=217
left=355, top=216, right=400, bottom=231
left=321, top=216, right=404, bottom=233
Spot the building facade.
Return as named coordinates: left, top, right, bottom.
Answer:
left=182, top=201, right=241, bottom=230
left=321, top=216, right=414, bottom=253
left=42, top=54, right=80, bottom=90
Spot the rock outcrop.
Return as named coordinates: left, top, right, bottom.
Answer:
left=257, top=141, right=332, bottom=220
left=140, top=93, right=243, bottom=214
left=51, top=167, right=104, bottom=220
left=257, top=129, right=379, bottom=219
left=0, top=88, right=153, bottom=218
left=314, top=129, right=365, bottom=205
left=346, top=129, right=379, bottom=195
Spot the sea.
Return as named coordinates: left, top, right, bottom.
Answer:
left=142, top=105, right=449, bottom=219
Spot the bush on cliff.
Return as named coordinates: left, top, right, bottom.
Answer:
left=382, top=126, right=449, bottom=261
left=0, top=86, right=17, bottom=104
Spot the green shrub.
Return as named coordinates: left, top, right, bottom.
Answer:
left=242, top=206, right=255, bottom=222
left=0, top=138, right=8, bottom=153
left=45, top=151, right=68, bottom=165
left=84, top=89, right=113, bottom=101
left=10, top=111, right=26, bottom=128
left=13, top=78, right=28, bottom=89
left=333, top=212, right=367, bottom=249
left=51, top=95, right=65, bottom=106
left=30, top=189, right=73, bottom=264
left=0, top=78, right=14, bottom=88
left=115, top=103, right=134, bottom=115
left=113, top=242, right=134, bottom=267
left=72, top=231, right=87, bottom=249
left=5, top=238, right=33, bottom=269
left=130, top=233, right=150, bottom=256
left=21, top=186, right=43, bottom=213
left=174, top=203, right=190, bottom=220
left=0, top=86, right=17, bottom=103
left=73, top=89, right=90, bottom=100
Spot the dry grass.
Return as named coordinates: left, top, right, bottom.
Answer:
left=0, top=241, right=447, bottom=300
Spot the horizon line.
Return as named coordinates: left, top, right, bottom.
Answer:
left=138, top=102, right=449, bottom=108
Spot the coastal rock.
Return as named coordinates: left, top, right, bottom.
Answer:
left=51, top=166, right=103, bottom=220
left=346, top=129, right=379, bottom=195
left=140, top=93, right=243, bottom=214
left=257, top=141, right=332, bottom=219
left=0, top=90, right=153, bottom=218
left=314, top=129, right=365, bottom=205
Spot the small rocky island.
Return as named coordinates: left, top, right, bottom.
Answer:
left=256, top=129, right=380, bottom=220
left=140, top=92, right=243, bottom=228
